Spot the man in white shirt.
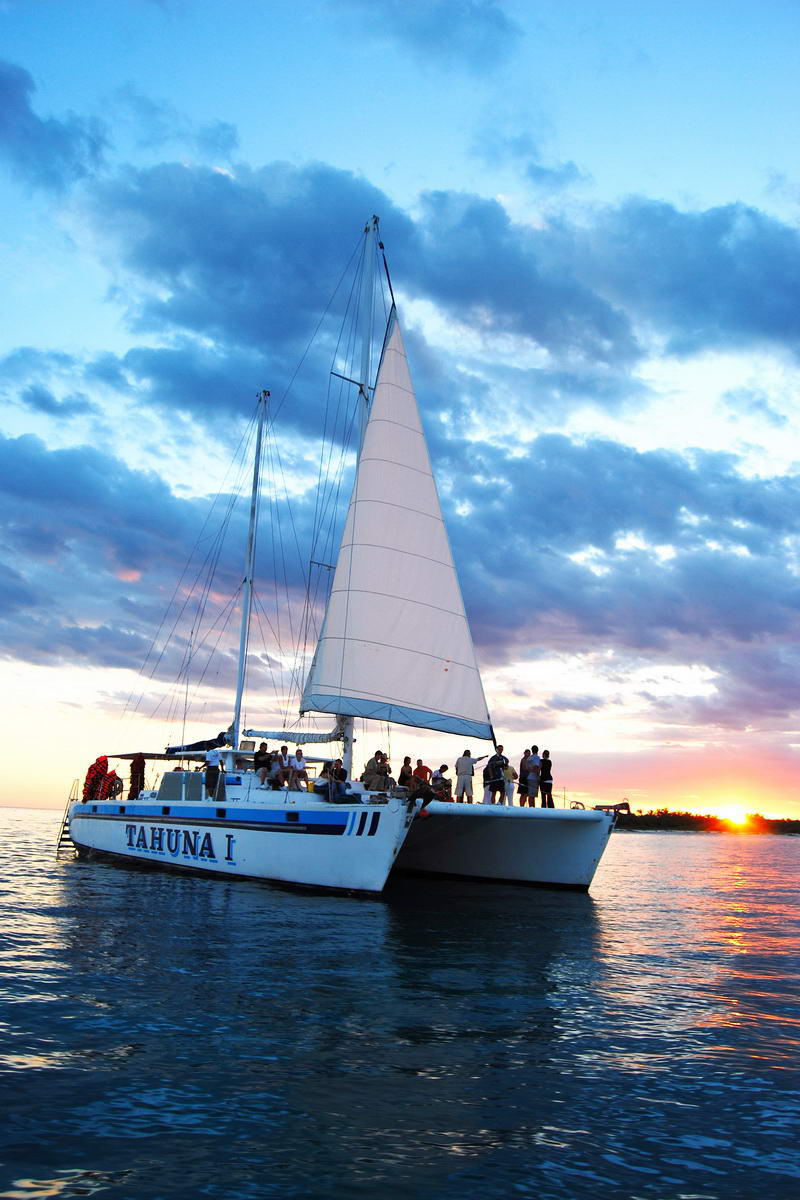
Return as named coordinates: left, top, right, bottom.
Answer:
left=527, top=745, right=542, bottom=806
left=454, top=749, right=487, bottom=804
left=204, top=745, right=224, bottom=798
left=272, top=746, right=291, bottom=787
left=289, top=748, right=309, bottom=791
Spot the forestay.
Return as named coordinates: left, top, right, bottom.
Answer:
left=300, top=311, right=492, bottom=740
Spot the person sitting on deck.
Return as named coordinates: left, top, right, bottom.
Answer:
left=289, top=749, right=309, bottom=791
left=362, top=751, right=391, bottom=791
left=332, top=759, right=348, bottom=784
left=412, top=759, right=432, bottom=782
left=431, top=764, right=452, bottom=800
left=313, top=761, right=350, bottom=803
left=272, top=746, right=291, bottom=787
left=253, top=742, right=272, bottom=787
left=397, top=756, right=414, bottom=788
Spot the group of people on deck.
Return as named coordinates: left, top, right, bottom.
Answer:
left=82, top=740, right=556, bottom=807
left=196, top=737, right=557, bottom=807
left=356, top=744, right=556, bottom=807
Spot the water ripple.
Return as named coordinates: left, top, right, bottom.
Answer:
left=0, top=810, right=798, bottom=1198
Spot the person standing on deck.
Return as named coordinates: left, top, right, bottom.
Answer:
left=503, top=761, right=518, bottom=804
left=454, top=749, right=487, bottom=803
left=539, top=750, right=554, bottom=807
left=527, top=745, right=541, bottom=806
left=413, top=759, right=432, bottom=783
left=483, top=745, right=508, bottom=804
left=517, top=749, right=531, bottom=807
left=204, top=744, right=223, bottom=798
left=128, top=753, right=146, bottom=801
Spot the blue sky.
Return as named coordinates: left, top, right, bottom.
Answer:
left=2, top=0, right=800, bottom=816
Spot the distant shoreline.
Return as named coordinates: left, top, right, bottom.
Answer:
left=2, top=804, right=798, bottom=835
left=613, top=811, right=800, bottom=835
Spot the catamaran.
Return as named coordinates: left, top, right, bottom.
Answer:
left=63, top=218, right=615, bottom=892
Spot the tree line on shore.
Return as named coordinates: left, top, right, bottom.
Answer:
left=615, top=809, right=800, bottom=834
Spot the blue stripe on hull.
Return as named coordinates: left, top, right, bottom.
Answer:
left=73, top=804, right=353, bottom=827
left=71, top=807, right=381, bottom=837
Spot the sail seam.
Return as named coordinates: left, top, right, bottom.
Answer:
left=363, top=415, right=424, bottom=434
left=335, top=542, right=457, bottom=569
left=356, top=456, right=431, bottom=478
left=324, top=587, right=467, bottom=620
left=347, top=497, right=445, bottom=523
left=371, top=380, right=416, bottom=399
left=314, top=634, right=475, bottom=671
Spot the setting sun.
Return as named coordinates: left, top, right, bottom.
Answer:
left=715, top=803, right=750, bottom=827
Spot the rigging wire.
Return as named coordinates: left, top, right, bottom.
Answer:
left=122, top=415, right=257, bottom=719
left=124, top=227, right=393, bottom=749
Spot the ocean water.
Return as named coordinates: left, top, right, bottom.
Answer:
left=0, top=808, right=798, bottom=1200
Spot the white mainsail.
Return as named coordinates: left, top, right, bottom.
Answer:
left=300, top=310, right=493, bottom=740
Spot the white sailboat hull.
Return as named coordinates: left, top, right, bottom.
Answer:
left=69, top=789, right=413, bottom=893
left=68, top=783, right=614, bottom=893
left=394, top=802, right=614, bottom=890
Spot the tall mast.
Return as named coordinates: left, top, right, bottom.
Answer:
left=340, top=217, right=378, bottom=777
left=232, top=389, right=269, bottom=752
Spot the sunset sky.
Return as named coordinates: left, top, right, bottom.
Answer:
left=2, top=0, right=800, bottom=819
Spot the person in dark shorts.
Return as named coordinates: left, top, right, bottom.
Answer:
left=484, top=745, right=508, bottom=804
left=539, top=750, right=554, bottom=807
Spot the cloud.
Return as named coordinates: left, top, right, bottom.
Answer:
left=19, top=384, right=96, bottom=417
left=70, top=157, right=800, bottom=414
left=0, top=432, right=320, bottom=687
left=112, top=84, right=239, bottom=160
left=722, top=387, right=789, bottom=428
left=3, top=133, right=800, bottom=739
left=335, top=0, right=522, bottom=72
left=582, top=199, right=800, bottom=358
left=87, top=160, right=410, bottom=350
left=438, top=432, right=800, bottom=688
left=0, top=59, right=106, bottom=190
left=525, top=159, right=586, bottom=191
left=473, top=127, right=590, bottom=191
left=3, top=416, right=800, bottom=735
left=403, top=190, right=640, bottom=366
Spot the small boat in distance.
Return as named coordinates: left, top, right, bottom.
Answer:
left=65, top=218, right=615, bottom=892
